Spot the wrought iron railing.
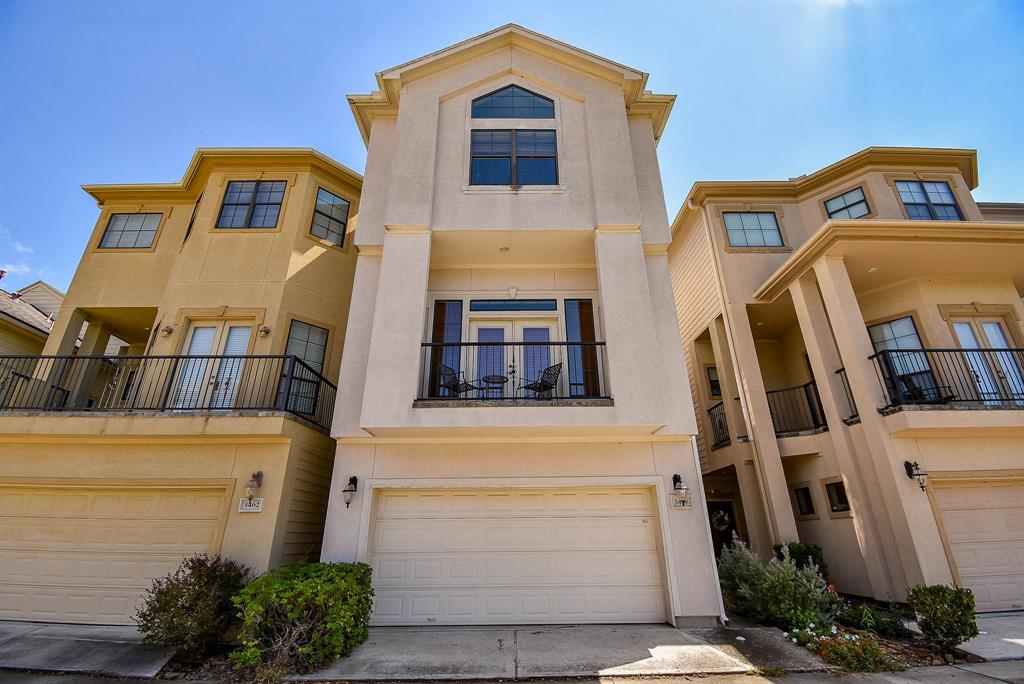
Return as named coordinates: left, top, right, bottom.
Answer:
left=417, top=341, right=608, bottom=400
left=707, top=400, right=730, bottom=449
left=0, top=354, right=336, bottom=431
left=871, top=348, right=1024, bottom=409
left=765, top=380, right=827, bottom=436
left=836, top=367, right=859, bottom=420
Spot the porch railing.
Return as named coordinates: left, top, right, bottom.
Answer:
left=707, top=400, right=730, bottom=449
left=765, top=380, right=827, bottom=436
left=871, top=348, right=1024, bottom=409
left=835, top=367, right=859, bottom=421
left=417, top=341, right=608, bottom=400
left=0, top=354, right=337, bottom=431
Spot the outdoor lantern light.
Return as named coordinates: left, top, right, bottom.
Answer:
left=904, top=461, right=928, bottom=491
left=160, top=325, right=174, bottom=336
left=672, top=474, right=689, bottom=496
left=245, top=471, right=264, bottom=501
left=258, top=325, right=272, bottom=337
left=343, top=476, right=358, bottom=508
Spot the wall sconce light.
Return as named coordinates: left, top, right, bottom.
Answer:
left=671, top=474, right=692, bottom=508
left=343, top=476, right=358, bottom=508
left=904, top=461, right=928, bottom=491
left=258, top=325, right=271, bottom=337
left=245, top=471, right=264, bottom=501
left=160, top=325, right=174, bottom=336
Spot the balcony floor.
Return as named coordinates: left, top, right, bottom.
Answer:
left=413, top=398, right=613, bottom=408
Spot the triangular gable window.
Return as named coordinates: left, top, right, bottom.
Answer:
left=472, top=85, right=554, bottom=119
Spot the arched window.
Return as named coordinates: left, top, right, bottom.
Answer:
left=472, top=85, right=554, bottom=119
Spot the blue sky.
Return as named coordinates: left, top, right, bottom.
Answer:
left=1, top=0, right=1022, bottom=292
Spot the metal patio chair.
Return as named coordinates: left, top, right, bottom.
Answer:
left=519, top=362, right=562, bottom=399
left=439, top=364, right=482, bottom=398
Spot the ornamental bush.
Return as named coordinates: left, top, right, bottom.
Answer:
left=134, top=554, right=252, bottom=661
left=907, top=584, right=980, bottom=653
left=773, top=542, right=829, bottom=582
left=231, top=562, right=374, bottom=677
left=789, top=624, right=902, bottom=672
left=718, top=535, right=840, bottom=630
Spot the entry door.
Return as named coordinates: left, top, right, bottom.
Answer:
left=517, top=321, right=557, bottom=397
left=468, top=320, right=557, bottom=397
left=952, top=319, right=1024, bottom=404
left=172, top=322, right=252, bottom=408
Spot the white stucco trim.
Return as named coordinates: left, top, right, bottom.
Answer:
left=354, top=475, right=684, bottom=626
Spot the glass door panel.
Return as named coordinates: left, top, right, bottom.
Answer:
left=172, top=325, right=217, bottom=408
left=471, top=322, right=510, bottom=398
left=979, top=321, right=1024, bottom=403
left=516, top=322, right=557, bottom=397
left=210, top=325, right=252, bottom=408
left=952, top=321, right=1001, bottom=404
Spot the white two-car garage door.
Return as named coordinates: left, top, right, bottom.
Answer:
left=367, top=487, right=668, bottom=625
left=933, top=479, right=1024, bottom=612
left=0, top=482, right=229, bottom=624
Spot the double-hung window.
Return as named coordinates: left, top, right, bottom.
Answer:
left=470, top=130, right=557, bottom=186
left=895, top=180, right=962, bottom=220
left=216, top=180, right=286, bottom=229
left=824, top=187, right=871, bottom=219
left=723, top=211, right=784, bottom=247
left=310, top=188, right=350, bottom=247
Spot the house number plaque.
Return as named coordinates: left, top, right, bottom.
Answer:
left=238, top=498, right=264, bottom=513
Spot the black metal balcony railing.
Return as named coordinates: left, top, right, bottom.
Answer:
left=418, top=341, right=608, bottom=400
left=707, top=400, right=730, bottom=449
left=0, top=354, right=337, bottom=431
left=765, top=380, right=828, bottom=436
left=871, top=348, right=1024, bottom=409
left=835, top=367, right=859, bottom=421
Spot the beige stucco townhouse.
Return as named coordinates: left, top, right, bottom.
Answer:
left=319, top=25, right=724, bottom=626
left=669, top=147, right=1024, bottom=612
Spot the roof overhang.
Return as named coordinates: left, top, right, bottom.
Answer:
left=348, top=24, right=675, bottom=145
left=82, top=148, right=362, bottom=205
left=753, top=219, right=1024, bottom=303
left=672, top=147, right=979, bottom=235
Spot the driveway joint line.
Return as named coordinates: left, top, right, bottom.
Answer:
left=950, top=663, right=1017, bottom=683
left=683, top=628, right=762, bottom=671
left=0, top=625, right=46, bottom=645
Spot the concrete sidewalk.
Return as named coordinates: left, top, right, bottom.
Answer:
left=0, top=622, right=172, bottom=678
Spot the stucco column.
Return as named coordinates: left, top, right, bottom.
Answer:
left=40, top=306, right=85, bottom=356
left=708, top=315, right=746, bottom=443
left=594, top=228, right=666, bottom=425
left=735, top=459, right=773, bottom=557
left=724, top=302, right=799, bottom=545
left=788, top=275, right=896, bottom=598
left=331, top=250, right=382, bottom=438
left=358, top=228, right=432, bottom=430
left=812, top=255, right=951, bottom=593
left=67, top=320, right=113, bottom=407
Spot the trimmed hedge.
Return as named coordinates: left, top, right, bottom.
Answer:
left=907, top=584, right=979, bottom=653
left=231, top=562, right=374, bottom=675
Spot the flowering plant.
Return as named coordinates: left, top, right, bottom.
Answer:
left=785, top=624, right=901, bottom=672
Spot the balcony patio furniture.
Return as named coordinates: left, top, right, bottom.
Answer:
left=519, top=362, right=562, bottom=399
left=439, top=364, right=482, bottom=397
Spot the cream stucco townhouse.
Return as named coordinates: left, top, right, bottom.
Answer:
left=319, top=25, right=724, bottom=626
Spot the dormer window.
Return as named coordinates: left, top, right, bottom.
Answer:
left=472, top=85, right=554, bottom=118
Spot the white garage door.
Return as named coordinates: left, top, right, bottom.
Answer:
left=367, top=487, right=668, bottom=625
left=933, top=479, right=1024, bottom=612
left=0, top=483, right=229, bottom=624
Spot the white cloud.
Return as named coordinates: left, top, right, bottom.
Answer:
left=0, top=261, right=33, bottom=276
left=12, top=241, right=33, bottom=255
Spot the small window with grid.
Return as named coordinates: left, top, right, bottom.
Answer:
left=723, top=211, right=784, bottom=247
left=99, top=213, right=162, bottom=249
left=216, top=180, right=287, bottom=229
left=310, top=188, right=350, bottom=247
left=895, top=180, right=962, bottom=221
left=825, top=187, right=871, bottom=219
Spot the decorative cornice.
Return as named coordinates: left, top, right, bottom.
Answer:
left=753, top=219, right=1024, bottom=302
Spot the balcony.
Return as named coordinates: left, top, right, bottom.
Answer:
left=416, top=341, right=609, bottom=404
left=707, top=400, right=730, bottom=449
left=871, top=348, right=1024, bottom=411
left=765, top=381, right=827, bottom=436
left=0, top=354, right=337, bottom=432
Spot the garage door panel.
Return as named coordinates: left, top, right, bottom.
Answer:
left=0, top=484, right=227, bottom=624
left=368, top=487, right=667, bottom=625
left=934, top=480, right=1024, bottom=612
left=373, top=517, right=658, bottom=553
left=371, top=550, right=663, bottom=588
left=376, top=488, right=654, bottom=518
left=372, top=587, right=666, bottom=625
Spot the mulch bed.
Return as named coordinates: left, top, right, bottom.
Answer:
left=157, top=650, right=239, bottom=682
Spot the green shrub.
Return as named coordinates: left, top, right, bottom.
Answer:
left=907, top=584, right=980, bottom=653
left=837, top=601, right=906, bottom=638
left=134, top=554, right=251, bottom=661
left=718, top=536, right=840, bottom=630
left=789, top=624, right=900, bottom=671
left=773, top=542, right=829, bottom=582
left=231, top=562, right=374, bottom=676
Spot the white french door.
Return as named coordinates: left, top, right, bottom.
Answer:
left=468, top=319, right=557, bottom=398
left=952, top=318, right=1024, bottom=405
left=171, top=322, right=252, bottom=409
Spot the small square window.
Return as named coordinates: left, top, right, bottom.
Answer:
left=723, top=212, right=784, bottom=247
left=824, top=187, right=871, bottom=219
left=824, top=480, right=851, bottom=513
left=793, top=486, right=815, bottom=517
left=310, top=188, right=350, bottom=247
left=99, top=213, right=161, bottom=249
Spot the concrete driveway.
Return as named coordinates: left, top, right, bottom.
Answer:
left=959, top=612, right=1024, bottom=662
left=291, top=623, right=826, bottom=681
left=0, top=622, right=172, bottom=678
